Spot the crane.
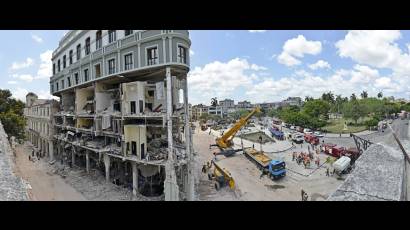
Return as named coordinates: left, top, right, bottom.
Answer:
left=210, top=107, right=261, bottom=156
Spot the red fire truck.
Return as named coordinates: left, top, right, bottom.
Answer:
left=304, top=133, right=319, bottom=145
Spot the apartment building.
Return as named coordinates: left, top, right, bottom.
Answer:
left=24, top=93, right=59, bottom=161
left=49, top=30, right=194, bottom=200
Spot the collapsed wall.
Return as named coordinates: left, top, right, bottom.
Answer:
left=0, top=122, right=28, bottom=201
left=328, top=143, right=406, bottom=201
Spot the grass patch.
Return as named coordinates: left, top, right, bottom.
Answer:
left=322, top=118, right=369, bottom=134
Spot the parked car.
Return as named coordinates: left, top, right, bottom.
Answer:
left=290, top=126, right=296, bottom=130
left=313, top=131, right=324, bottom=137
left=292, top=133, right=304, bottom=144
left=303, top=128, right=313, bottom=134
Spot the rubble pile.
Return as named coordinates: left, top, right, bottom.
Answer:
left=47, top=162, right=163, bottom=201
left=0, top=122, right=28, bottom=201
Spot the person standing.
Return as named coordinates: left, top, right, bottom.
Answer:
left=326, top=167, right=330, bottom=176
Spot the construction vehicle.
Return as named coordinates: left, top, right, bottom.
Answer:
left=243, top=147, right=286, bottom=180
left=202, top=160, right=235, bottom=191
left=304, top=133, right=319, bottom=145
left=210, top=107, right=261, bottom=156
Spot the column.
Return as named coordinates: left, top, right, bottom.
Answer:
left=49, top=140, right=54, bottom=162
left=104, top=154, right=110, bottom=183
left=86, top=151, right=90, bottom=173
left=183, top=77, right=195, bottom=201
left=132, top=162, right=138, bottom=195
left=71, top=150, right=75, bottom=167
left=164, top=67, right=180, bottom=201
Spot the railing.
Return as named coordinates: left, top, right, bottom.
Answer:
left=104, top=42, right=117, bottom=53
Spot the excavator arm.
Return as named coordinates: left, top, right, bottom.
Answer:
left=215, top=107, right=261, bottom=149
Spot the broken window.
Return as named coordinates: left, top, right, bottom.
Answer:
left=96, top=30, right=102, bottom=49
left=108, top=59, right=116, bottom=74
left=69, top=50, right=73, bottom=64
left=130, top=101, right=136, bottom=114
left=76, top=44, right=81, bottom=60
left=124, top=53, right=133, bottom=70
left=67, top=76, right=71, bottom=87
left=58, top=59, right=61, bottom=72
left=75, top=73, right=79, bottom=84
left=147, top=47, right=158, bottom=65
left=125, top=30, right=133, bottom=36
left=108, top=30, right=116, bottom=43
left=177, top=45, right=187, bottom=64
left=85, top=37, right=91, bottom=55
left=63, top=55, right=66, bottom=68
left=95, top=64, right=101, bottom=78
left=84, top=69, right=89, bottom=82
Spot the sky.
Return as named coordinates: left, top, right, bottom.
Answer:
left=1, top=30, right=410, bottom=105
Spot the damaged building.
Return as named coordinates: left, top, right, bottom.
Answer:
left=49, top=30, right=194, bottom=200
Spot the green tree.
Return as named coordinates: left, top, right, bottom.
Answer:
left=302, top=99, right=330, bottom=119
left=377, top=91, right=383, bottom=99
left=0, top=89, right=26, bottom=140
left=360, top=91, right=368, bottom=99
left=350, top=93, right=357, bottom=101
left=305, top=96, right=314, bottom=102
left=342, top=100, right=365, bottom=125
left=321, top=91, right=335, bottom=104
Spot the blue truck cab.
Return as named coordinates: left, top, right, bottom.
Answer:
left=268, top=160, right=286, bottom=179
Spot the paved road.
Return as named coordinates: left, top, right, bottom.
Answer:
left=13, top=143, right=86, bottom=201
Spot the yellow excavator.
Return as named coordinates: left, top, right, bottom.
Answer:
left=202, top=160, right=235, bottom=190
left=210, top=107, right=261, bottom=156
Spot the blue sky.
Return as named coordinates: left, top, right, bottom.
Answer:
left=1, top=30, right=410, bottom=105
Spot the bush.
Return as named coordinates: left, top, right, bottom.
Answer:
left=364, top=117, right=379, bottom=128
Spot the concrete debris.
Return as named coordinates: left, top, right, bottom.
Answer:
left=0, top=122, right=28, bottom=201
left=328, top=143, right=406, bottom=201
left=48, top=162, right=163, bottom=201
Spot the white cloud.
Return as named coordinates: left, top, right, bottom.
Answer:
left=248, top=30, right=267, bottom=33
left=277, top=52, right=301, bottom=66
left=35, top=50, right=53, bottom=79
left=336, top=30, right=410, bottom=75
left=37, top=90, right=59, bottom=100
left=246, top=65, right=405, bottom=103
left=10, top=58, right=34, bottom=70
left=7, top=81, right=18, bottom=85
left=31, top=34, right=43, bottom=43
left=190, top=49, right=195, bottom=56
left=188, top=58, right=261, bottom=104
left=12, top=74, right=34, bottom=82
left=277, top=35, right=322, bottom=66
left=308, top=60, right=331, bottom=70
left=11, top=87, right=29, bottom=101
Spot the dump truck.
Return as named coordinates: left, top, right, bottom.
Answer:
left=269, top=126, right=284, bottom=140
left=243, top=147, right=286, bottom=180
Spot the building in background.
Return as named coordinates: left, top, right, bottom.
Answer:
left=24, top=92, right=59, bottom=161
left=49, top=30, right=194, bottom=201
left=282, top=97, right=302, bottom=107
left=237, top=100, right=252, bottom=109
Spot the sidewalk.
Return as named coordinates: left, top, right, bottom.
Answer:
left=323, top=130, right=377, bottom=138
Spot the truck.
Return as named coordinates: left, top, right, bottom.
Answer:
left=322, top=143, right=360, bottom=160
left=269, top=126, right=284, bottom=140
left=304, top=133, right=319, bottom=145
left=243, top=147, right=286, bottom=180
left=333, top=156, right=352, bottom=175
left=203, top=160, right=235, bottom=191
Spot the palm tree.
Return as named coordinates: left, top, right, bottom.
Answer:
left=360, top=91, right=368, bottom=99
left=377, top=91, right=383, bottom=99
left=211, top=97, right=218, bottom=106
left=350, top=93, right=357, bottom=101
